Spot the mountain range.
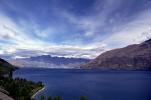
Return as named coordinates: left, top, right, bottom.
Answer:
left=10, top=55, right=90, bottom=68
left=84, top=39, right=151, bottom=70
left=7, top=39, right=151, bottom=70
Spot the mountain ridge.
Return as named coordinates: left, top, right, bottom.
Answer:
left=0, top=58, right=16, bottom=75
left=84, top=39, right=151, bottom=70
left=10, top=55, right=90, bottom=68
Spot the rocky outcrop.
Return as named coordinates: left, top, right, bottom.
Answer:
left=85, top=39, right=151, bottom=70
left=0, top=91, right=14, bottom=100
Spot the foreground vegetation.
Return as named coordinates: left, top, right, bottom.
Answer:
left=38, top=95, right=87, bottom=100
left=0, top=77, right=44, bottom=100
left=0, top=58, right=44, bottom=100
left=0, top=58, right=87, bottom=100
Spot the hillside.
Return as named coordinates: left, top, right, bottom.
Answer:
left=85, top=39, right=151, bottom=70
left=0, top=58, right=16, bottom=77
left=0, top=58, right=15, bottom=69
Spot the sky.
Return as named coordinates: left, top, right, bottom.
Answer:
left=0, top=0, right=151, bottom=60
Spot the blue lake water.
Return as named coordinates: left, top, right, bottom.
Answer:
left=14, top=68, right=151, bottom=100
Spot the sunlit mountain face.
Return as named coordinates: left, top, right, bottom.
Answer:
left=0, top=0, right=151, bottom=60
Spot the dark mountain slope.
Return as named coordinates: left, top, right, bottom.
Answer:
left=0, top=58, right=16, bottom=75
left=85, top=39, right=151, bottom=70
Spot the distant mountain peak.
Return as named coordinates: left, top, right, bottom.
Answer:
left=10, top=55, right=90, bottom=68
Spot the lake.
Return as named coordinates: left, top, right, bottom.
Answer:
left=14, top=68, right=151, bottom=100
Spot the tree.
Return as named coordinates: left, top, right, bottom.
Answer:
left=54, top=96, right=61, bottom=100
left=8, top=69, right=13, bottom=78
left=80, top=96, right=87, bottom=100
left=40, top=95, right=45, bottom=100
left=0, top=67, right=3, bottom=76
left=47, top=96, right=52, bottom=100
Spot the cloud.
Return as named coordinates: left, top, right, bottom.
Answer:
left=0, top=13, right=106, bottom=59
left=61, top=0, right=151, bottom=49
left=62, top=0, right=151, bottom=41
left=0, top=0, right=151, bottom=60
left=0, top=44, right=106, bottom=60
left=101, top=9, right=151, bottom=48
left=61, top=0, right=126, bottom=38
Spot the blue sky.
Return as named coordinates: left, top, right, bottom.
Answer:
left=0, top=0, right=151, bottom=59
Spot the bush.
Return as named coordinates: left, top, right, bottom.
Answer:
left=53, top=96, right=61, bottom=100
left=80, top=96, right=87, bottom=100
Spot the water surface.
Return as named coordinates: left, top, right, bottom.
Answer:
left=14, top=68, right=151, bottom=100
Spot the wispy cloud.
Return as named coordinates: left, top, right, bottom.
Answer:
left=0, top=13, right=106, bottom=59
left=102, top=8, right=151, bottom=48
left=0, top=0, right=151, bottom=60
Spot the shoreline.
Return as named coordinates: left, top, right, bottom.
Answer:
left=31, top=86, right=45, bottom=99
